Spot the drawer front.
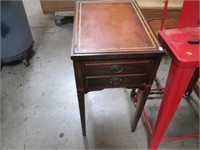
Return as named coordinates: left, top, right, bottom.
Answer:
left=85, top=60, right=150, bottom=76
left=86, top=75, right=146, bottom=88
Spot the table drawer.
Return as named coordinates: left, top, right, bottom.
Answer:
left=84, top=60, right=150, bottom=76
left=86, top=74, right=146, bottom=88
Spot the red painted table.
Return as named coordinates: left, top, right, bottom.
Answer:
left=150, top=27, right=200, bottom=149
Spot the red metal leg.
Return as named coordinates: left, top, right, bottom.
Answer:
left=149, top=62, right=196, bottom=149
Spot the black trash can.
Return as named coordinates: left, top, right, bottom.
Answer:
left=1, top=0, right=34, bottom=67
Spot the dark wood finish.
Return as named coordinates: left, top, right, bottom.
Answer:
left=131, top=57, right=162, bottom=131
left=142, top=9, right=181, bottom=21
left=71, top=1, right=165, bottom=136
left=131, top=85, right=151, bottom=131
left=77, top=91, right=86, bottom=136
left=86, top=74, right=146, bottom=88
left=84, top=60, right=150, bottom=76
left=148, top=18, right=179, bottom=36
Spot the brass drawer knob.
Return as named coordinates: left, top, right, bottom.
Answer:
left=110, top=77, right=123, bottom=85
left=110, top=65, right=124, bottom=73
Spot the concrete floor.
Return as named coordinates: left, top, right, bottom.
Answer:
left=1, top=0, right=199, bottom=149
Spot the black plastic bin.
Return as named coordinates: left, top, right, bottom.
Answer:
left=1, top=0, right=34, bottom=67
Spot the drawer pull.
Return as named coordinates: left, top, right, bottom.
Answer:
left=110, top=77, right=123, bottom=85
left=110, top=65, right=124, bottom=73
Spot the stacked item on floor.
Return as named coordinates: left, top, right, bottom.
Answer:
left=39, top=0, right=183, bottom=26
left=1, top=0, right=34, bottom=67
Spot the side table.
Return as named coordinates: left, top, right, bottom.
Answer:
left=71, top=0, right=165, bottom=136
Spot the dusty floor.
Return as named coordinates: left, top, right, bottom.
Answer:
left=1, top=0, right=199, bottom=149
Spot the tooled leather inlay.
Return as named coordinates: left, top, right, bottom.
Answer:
left=75, top=1, right=159, bottom=53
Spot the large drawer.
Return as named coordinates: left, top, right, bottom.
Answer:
left=86, top=74, right=146, bottom=88
left=84, top=60, right=150, bottom=76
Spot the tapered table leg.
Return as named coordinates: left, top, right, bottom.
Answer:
left=149, top=63, right=196, bottom=149
left=77, top=91, right=86, bottom=136
left=131, top=85, right=151, bottom=132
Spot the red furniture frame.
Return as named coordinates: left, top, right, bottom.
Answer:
left=148, top=0, right=200, bottom=149
left=150, top=26, right=200, bottom=149
left=133, top=89, right=200, bottom=142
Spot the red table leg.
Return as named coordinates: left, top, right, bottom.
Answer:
left=149, top=62, right=196, bottom=149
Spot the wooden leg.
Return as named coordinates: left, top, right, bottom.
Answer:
left=77, top=91, right=86, bottom=136
left=131, top=85, right=151, bottom=132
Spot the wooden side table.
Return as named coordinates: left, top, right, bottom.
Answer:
left=71, top=0, right=165, bottom=136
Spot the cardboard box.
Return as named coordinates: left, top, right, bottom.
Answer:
left=40, top=0, right=182, bottom=16
left=40, top=0, right=75, bottom=14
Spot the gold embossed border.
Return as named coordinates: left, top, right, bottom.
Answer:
left=75, top=0, right=159, bottom=53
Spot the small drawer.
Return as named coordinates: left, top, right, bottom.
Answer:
left=84, top=60, right=150, bottom=76
left=86, top=74, right=146, bottom=88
